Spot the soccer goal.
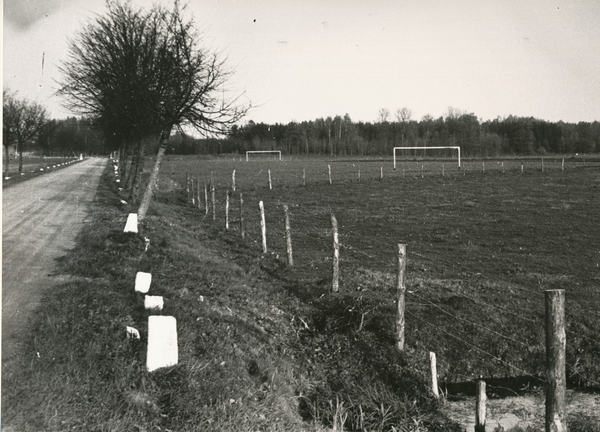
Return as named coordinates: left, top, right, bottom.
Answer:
left=246, top=150, right=282, bottom=162
left=393, top=146, right=461, bottom=169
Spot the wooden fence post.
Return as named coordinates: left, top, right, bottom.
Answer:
left=358, top=168, right=361, bottom=182
left=475, top=380, right=486, bottom=432
left=225, top=190, right=230, bottom=229
left=395, top=244, right=406, bottom=351
left=542, top=158, right=545, bottom=172
left=204, top=183, right=209, bottom=215
left=283, top=205, right=293, bottom=266
left=331, top=213, right=339, bottom=292
left=328, top=165, right=332, bottom=184
left=268, top=169, right=272, bottom=190
left=239, top=193, right=245, bottom=239
left=521, top=163, right=524, bottom=174
left=421, top=164, right=424, bottom=178
left=561, top=158, right=564, bottom=171
left=259, top=200, right=267, bottom=253
left=302, top=168, right=306, bottom=186
left=502, top=161, right=504, bottom=173
left=232, top=169, right=236, bottom=192
left=545, top=289, right=566, bottom=432
left=191, top=178, right=195, bottom=206
left=380, top=166, right=383, bottom=180
left=196, top=176, right=201, bottom=209
left=211, top=183, right=216, bottom=221
left=186, top=171, right=190, bottom=195
left=430, top=352, right=439, bottom=399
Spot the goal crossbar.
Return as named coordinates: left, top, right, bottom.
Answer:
left=393, top=146, right=461, bottom=168
left=246, top=150, right=282, bottom=161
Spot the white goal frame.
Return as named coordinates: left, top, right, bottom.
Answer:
left=246, top=150, right=282, bottom=162
left=393, top=146, right=461, bottom=169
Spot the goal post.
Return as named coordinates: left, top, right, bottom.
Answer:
left=246, top=150, right=282, bottom=162
left=393, top=146, right=461, bottom=169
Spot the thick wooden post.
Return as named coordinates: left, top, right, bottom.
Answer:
left=330, top=213, right=339, bottom=292
left=283, top=205, right=293, bottom=266
left=239, top=193, right=245, bottom=239
left=430, top=352, right=439, bottom=399
left=545, top=289, right=566, bottom=432
left=395, top=244, right=407, bottom=351
left=475, top=380, right=486, bottom=432
left=225, top=190, right=230, bottom=229
left=259, top=201, right=267, bottom=253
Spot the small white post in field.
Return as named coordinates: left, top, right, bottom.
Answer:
left=358, top=167, right=361, bottom=182
left=542, top=158, right=545, bottom=172
left=135, top=272, right=152, bottom=294
left=191, top=179, right=195, bottom=206
left=232, top=170, right=236, bottom=192
left=268, top=169, right=272, bottom=190
left=482, top=161, right=485, bottom=173
left=328, top=165, right=332, bottom=184
left=521, top=163, right=524, bottom=174
left=502, top=161, right=505, bottom=173
left=395, top=244, right=406, bottom=351
left=475, top=380, right=486, bottom=432
left=283, top=205, right=293, bottom=266
left=225, top=190, right=230, bottom=229
left=302, top=168, right=306, bottom=186
left=259, top=200, right=267, bottom=253
left=442, top=164, right=445, bottom=177
left=211, top=183, right=216, bottom=221
left=330, top=213, right=340, bottom=292
left=147, top=316, right=178, bottom=372
left=421, top=165, right=424, bottom=178
left=239, top=193, right=245, bottom=239
left=561, top=158, right=564, bottom=171
left=186, top=171, right=190, bottom=194
left=380, top=166, right=383, bottom=180
left=430, top=352, right=439, bottom=399
left=124, top=213, right=138, bottom=233
left=196, top=176, right=201, bottom=209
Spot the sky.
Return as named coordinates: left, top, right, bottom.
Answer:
left=4, top=0, right=600, bottom=125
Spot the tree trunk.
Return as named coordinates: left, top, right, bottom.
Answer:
left=3, top=145, right=9, bottom=178
left=129, top=140, right=146, bottom=203
left=18, top=140, right=23, bottom=174
left=138, top=128, right=171, bottom=221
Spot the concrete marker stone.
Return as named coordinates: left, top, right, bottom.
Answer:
left=124, top=213, right=138, bottom=233
left=147, top=315, right=178, bottom=372
left=135, top=272, right=152, bottom=293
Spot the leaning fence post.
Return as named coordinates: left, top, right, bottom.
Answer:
left=259, top=200, right=267, bottom=253
left=268, top=169, right=272, bottom=190
left=545, top=289, right=566, bottom=432
left=430, top=352, right=439, bottom=399
left=330, top=213, right=339, bottom=292
left=283, top=205, right=293, bottom=266
left=475, top=380, right=486, bottom=432
left=395, top=244, right=406, bottom=351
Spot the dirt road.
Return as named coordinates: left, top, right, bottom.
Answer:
left=2, top=158, right=107, bottom=368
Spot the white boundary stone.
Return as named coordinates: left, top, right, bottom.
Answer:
left=144, top=295, right=163, bottom=310
left=147, top=316, right=178, bottom=372
left=124, top=213, right=138, bottom=233
left=135, top=272, right=152, bottom=293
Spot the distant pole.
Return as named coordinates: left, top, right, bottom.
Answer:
left=259, top=201, right=267, bottom=253
left=331, top=213, right=339, bottom=292
left=421, top=164, right=424, bottom=179
left=358, top=167, right=361, bottom=182
left=302, top=168, right=306, bottom=186
left=561, top=158, right=564, bottom=171
left=283, top=205, right=293, bottom=266
left=542, top=158, right=545, bottom=172
left=196, top=176, right=201, bottom=209
left=204, top=183, right=209, bottom=215
left=395, top=244, right=406, bottom=351
left=502, top=161, right=504, bottom=173
left=239, top=193, right=245, bottom=239
left=328, top=164, right=332, bottom=184
left=232, top=169, right=236, bottom=192
left=545, top=289, right=566, bottom=432
left=475, top=380, right=487, bottom=432
left=380, top=166, right=383, bottom=180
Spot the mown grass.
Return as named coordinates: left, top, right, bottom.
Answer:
left=2, top=156, right=81, bottom=188
left=2, top=162, right=461, bottom=430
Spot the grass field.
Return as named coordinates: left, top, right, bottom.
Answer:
left=3, top=155, right=80, bottom=187
left=3, top=154, right=599, bottom=431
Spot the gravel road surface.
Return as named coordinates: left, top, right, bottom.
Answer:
left=2, top=158, right=108, bottom=369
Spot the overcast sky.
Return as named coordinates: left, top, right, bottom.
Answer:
left=4, top=0, right=600, bottom=124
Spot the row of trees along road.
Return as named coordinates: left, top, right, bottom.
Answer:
left=57, top=0, right=249, bottom=220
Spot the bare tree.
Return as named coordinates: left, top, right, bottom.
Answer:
left=377, top=108, right=390, bottom=123
left=395, top=107, right=412, bottom=146
left=57, top=1, right=249, bottom=218
left=3, top=89, right=47, bottom=176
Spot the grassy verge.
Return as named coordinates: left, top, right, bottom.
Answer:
left=2, top=157, right=82, bottom=188
left=2, top=163, right=463, bottom=430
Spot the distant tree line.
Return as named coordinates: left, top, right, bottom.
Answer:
left=165, top=107, right=599, bottom=157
